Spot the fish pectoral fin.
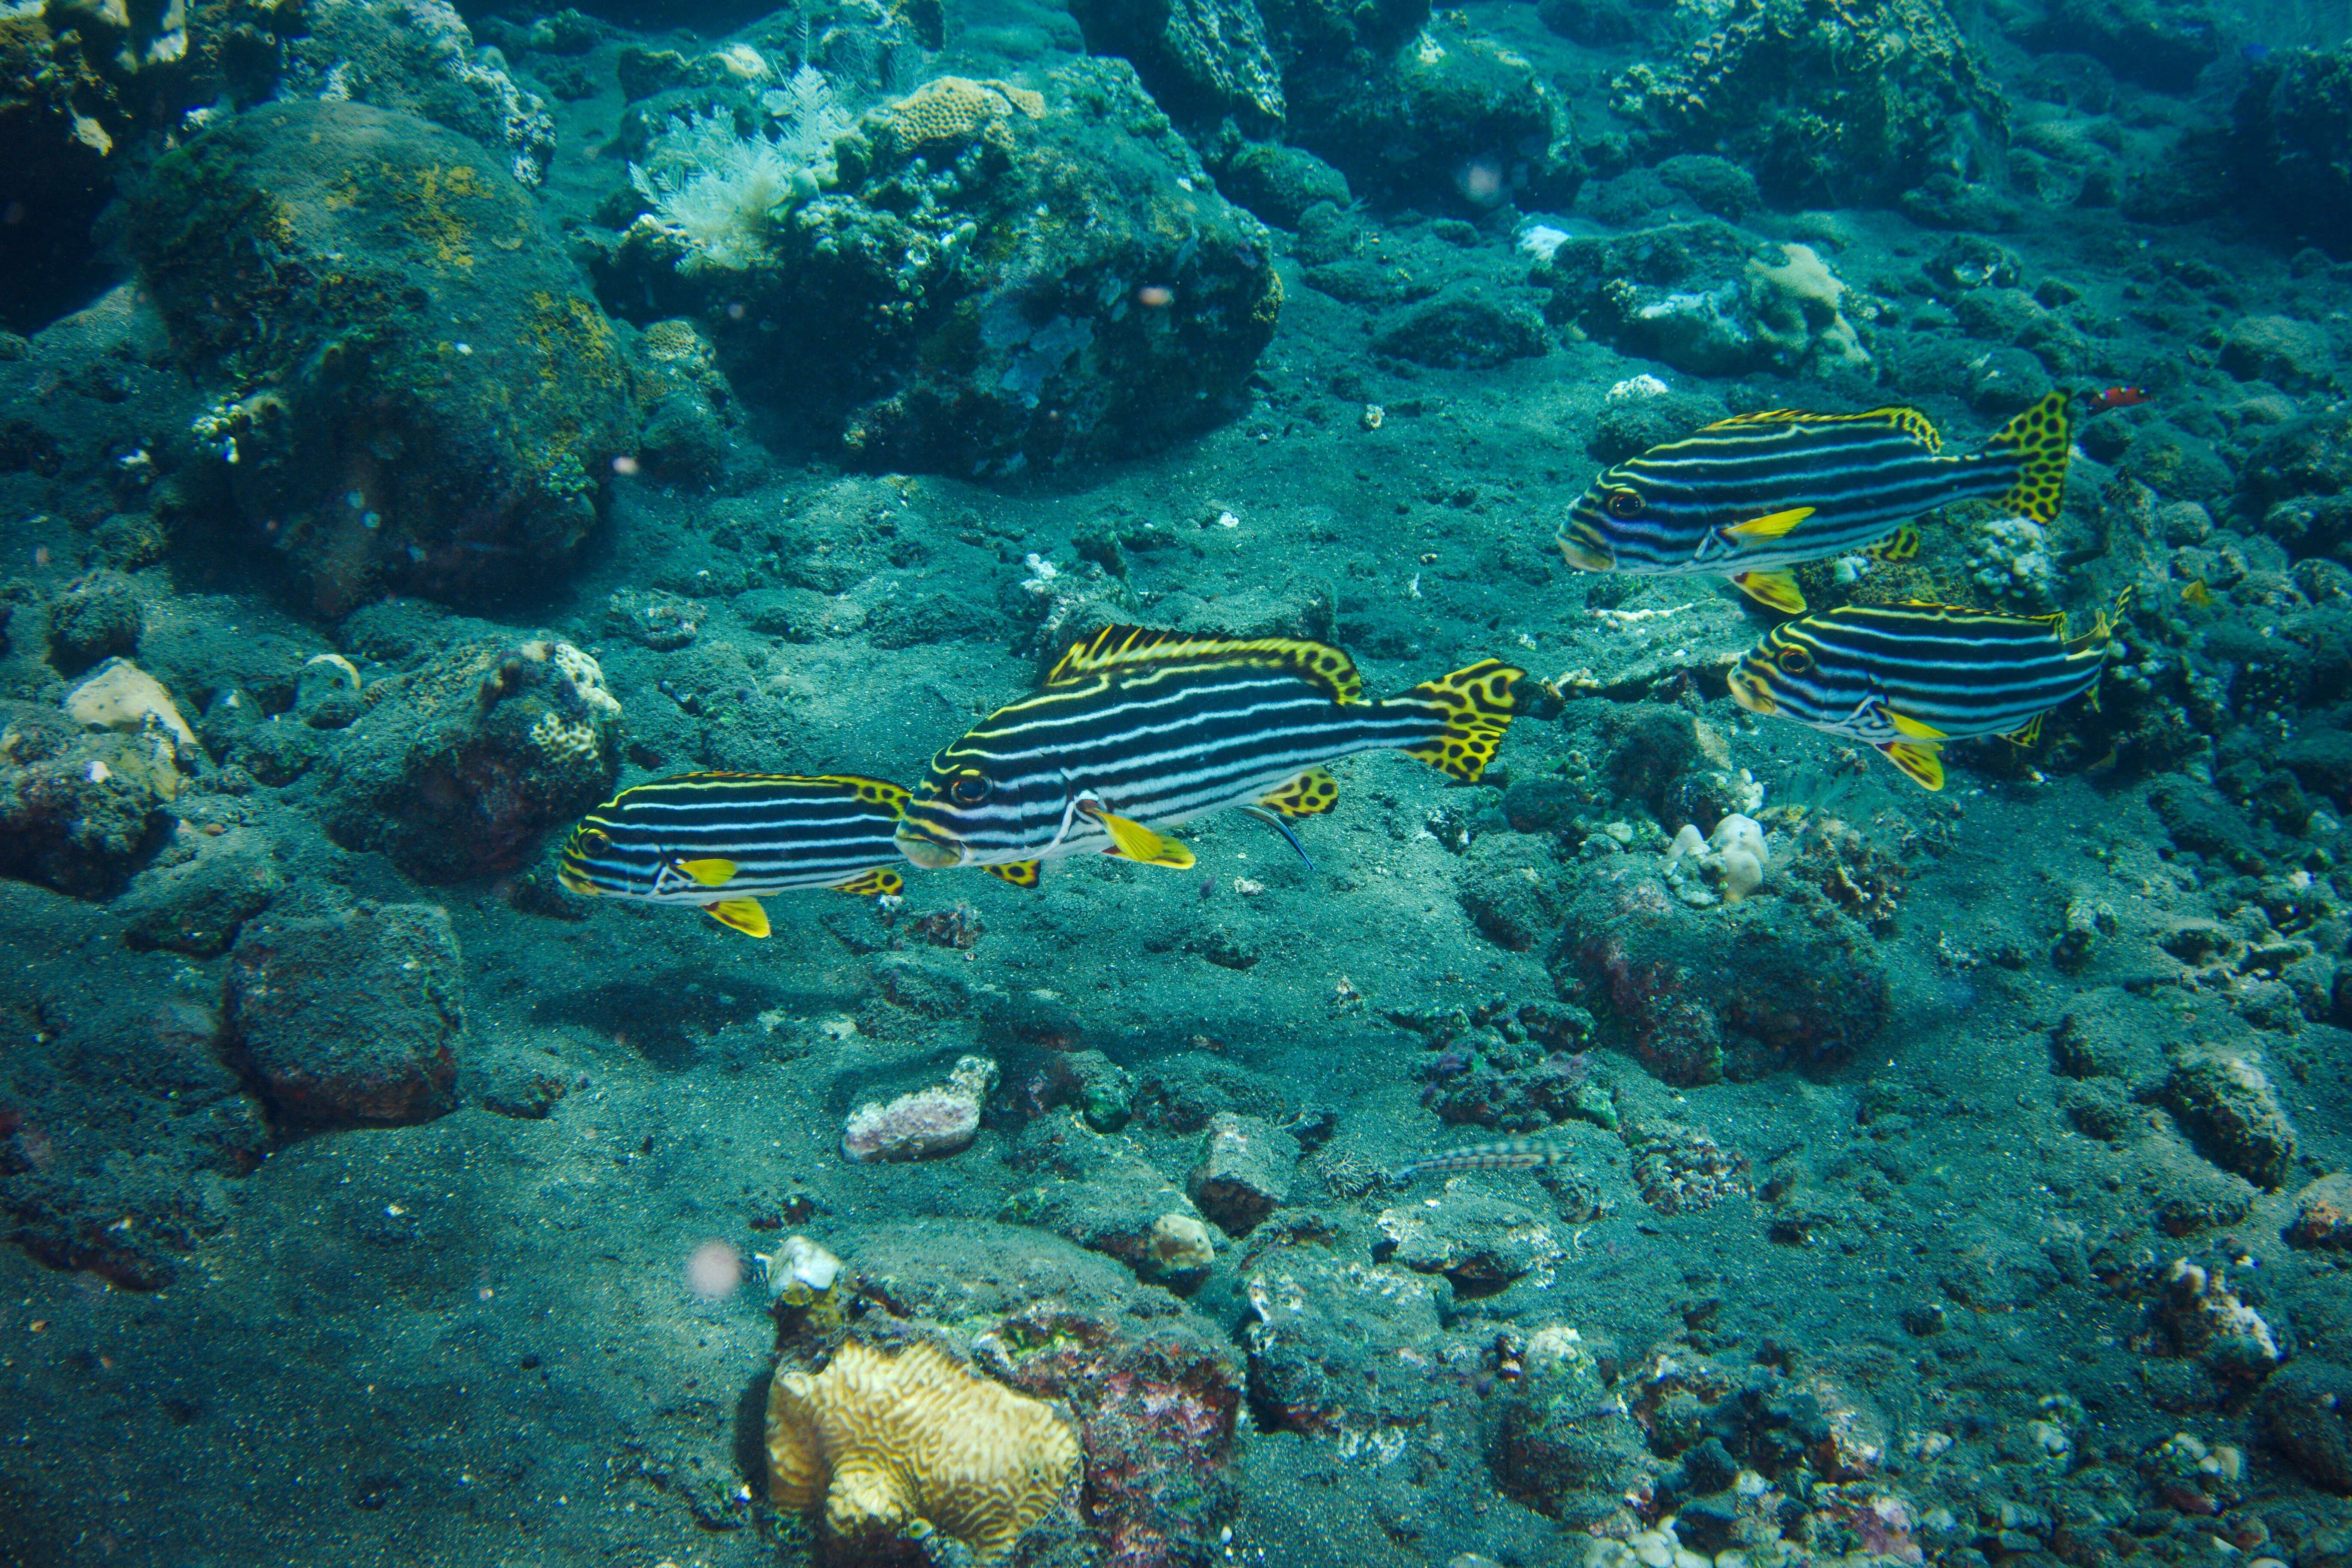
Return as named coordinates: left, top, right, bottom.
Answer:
left=830, top=868, right=902, bottom=897
left=1730, top=570, right=1808, bottom=614
left=702, top=897, right=771, bottom=937
left=1078, top=803, right=1197, bottom=870
left=1884, top=709, right=1948, bottom=741
left=1260, top=767, right=1340, bottom=817
left=1877, top=741, right=1945, bottom=791
left=676, top=858, right=738, bottom=888
left=1724, top=506, right=1814, bottom=540
left=983, top=860, right=1044, bottom=888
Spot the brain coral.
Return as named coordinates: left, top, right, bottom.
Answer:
left=766, top=1337, right=1081, bottom=1561
left=880, top=76, right=1046, bottom=153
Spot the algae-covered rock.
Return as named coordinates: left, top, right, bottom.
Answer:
left=1537, top=221, right=1871, bottom=379
left=1067, top=0, right=1287, bottom=129
left=314, top=637, right=621, bottom=882
left=132, top=100, right=637, bottom=615
left=2233, top=44, right=2352, bottom=258
left=2163, top=1050, right=2298, bottom=1190
left=2027, top=0, right=2216, bottom=92
left=280, top=0, right=555, bottom=185
left=1554, top=861, right=1887, bottom=1084
left=117, top=825, right=285, bottom=957
left=599, top=59, right=1278, bottom=480
left=0, top=699, right=179, bottom=897
left=1276, top=8, right=1576, bottom=206
left=222, top=900, right=465, bottom=1127
left=1612, top=0, right=2004, bottom=208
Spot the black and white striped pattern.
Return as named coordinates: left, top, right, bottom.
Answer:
left=1557, top=394, right=2070, bottom=576
left=1727, top=602, right=2111, bottom=746
left=557, top=773, right=910, bottom=903
left=1391, top=1137, right=1570, bottom=1180
left=895, top=640, right=1520, bottom=869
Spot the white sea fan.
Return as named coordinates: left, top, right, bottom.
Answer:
left=628, top=74, right=851, bottom=272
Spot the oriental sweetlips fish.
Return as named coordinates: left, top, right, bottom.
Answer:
left=1725, top=596, right=2128, bottom=791
left=1556, top=392, right=2073, bottom=614
left=894, top=626, right=1524, bottom=881
left=557, top=772, right=911, bottom=937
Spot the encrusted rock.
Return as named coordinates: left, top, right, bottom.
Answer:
left=843, top=1056, right=996, bottom=1163
left=0, top=700, right=179, bottom=897
left=1375, top=1188, right=1564, bottom=1286
left=314, top=638, right=621, bottom=882
left=2163, top=1050, right=2298, bottom=1190
left=598, top=58, right=1277, bottom=480
left=46, top=571, right=143, bottom=671
left=221, top=901, right=466, bottom=1127
left=1188, top=1111, right=1299, bottom=1234
left=2260, top=1358, right=2352, bottom=1492
left=134, top=101, right=637, bottom=614
left=117, top=825, right=284, bottom=957
left=2285, top=1173, right=2352, bottom=1250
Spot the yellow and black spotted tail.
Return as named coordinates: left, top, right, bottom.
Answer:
left=1400, top=660, right=1525, bottom=783
left=1985, top=391, right=2072, bottom=523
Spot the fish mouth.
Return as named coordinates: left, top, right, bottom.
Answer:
left=556, top=860, right=599, bottom=896
left=1556, top=527, right=1616, bottom=573
left=1727, top=666, right=1777, bottom=716
left=893, top=823, right=966, bottom=870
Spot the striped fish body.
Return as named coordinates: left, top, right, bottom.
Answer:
left=894, top=627, right=1523, bottom=872
left=1392, top=1137, right=1568, bottom=1180
left=1557, top=394, right=2071, bottom=614
left=1727, top=600, right=2116, bottom=791
left=557, top=773, right=911, bottom=935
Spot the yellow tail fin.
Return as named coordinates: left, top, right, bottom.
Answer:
left=1988, top=391, right=2071, bottom=523
left=1400, top=660, right=1523, bottom=783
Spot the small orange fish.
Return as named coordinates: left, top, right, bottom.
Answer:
left=2083, top=386, right=2151, bottom=414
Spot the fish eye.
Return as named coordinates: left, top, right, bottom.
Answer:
left=1776, top=646, right=1813, bottom=676
left=948, top=772, right=992, bottom=806
left=1605, top=489, right=1644, bottom=519
left=576, top=828, right=610, bottom=853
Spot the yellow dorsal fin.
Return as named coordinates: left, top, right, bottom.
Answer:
left=1259, top=768, right=1340, bottom=817
left=1730, top=570, right=1807, bottom=614
left=830, top=868, right=902, bottom=897
left=1885, top=709, right=1948, bottom=741
left=983, top=860, right=1043, bottom=888
left=1877, top=741, right=1945, bottom=791
left=813, top=775, right=913, bottom=815
left=1079, top=802, right=1197, bottom=869
left=1725, top=506, right=1814, bottom=541
left=1703, top=406, right=1942, bottom=451
left=1045, top=625, right=1364, bottom=704
left=677, top=858, right=738, bottom=888
left=702, top=898, right=770, bottom=937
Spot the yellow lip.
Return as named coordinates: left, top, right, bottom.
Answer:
left=1556, top=530, right=1615, bottom=573
left=893, top=825, right=965, bottom=870
left=556, top=860, right=598, bottom=896
left=1727, top=667, right=1776, bottom=716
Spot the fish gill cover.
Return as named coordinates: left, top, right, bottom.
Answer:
left=0, top=0, right=2351, bottom=1562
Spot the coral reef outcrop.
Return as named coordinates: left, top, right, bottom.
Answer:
left=766, top=1337, right=1081, bottom=1562
left=132, top=100, right=637, bottom=614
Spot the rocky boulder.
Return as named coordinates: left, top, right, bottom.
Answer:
left=599, top=59, right=1279, bottom=479
left=315, top=637, right=621, bottom=883
left=221, top=900, right=466, bottom=1127
left=132, top=100, right=637, bottom=615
